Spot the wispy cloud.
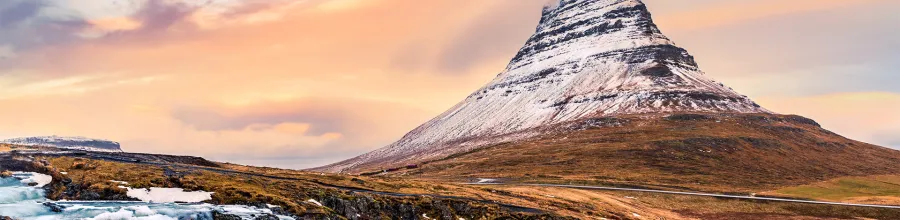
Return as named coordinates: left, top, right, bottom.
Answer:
left=0, top=45, right=14, bottom=59
left=313, top=0, right=377, bottom=13
left=0, top=0, right=91, bottom=54
left=653, top=0, right=888, bottom=30
left=0, top=73, right=166, bottom=99
left=0, top=0, right=45, bottom=28
left=758, top=92, right=900, bottom=149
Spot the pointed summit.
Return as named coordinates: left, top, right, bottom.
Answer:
left=315, top=0, right=768, bottom=173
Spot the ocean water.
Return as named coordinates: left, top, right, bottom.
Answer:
left=0, top=173, right=294, bottom=220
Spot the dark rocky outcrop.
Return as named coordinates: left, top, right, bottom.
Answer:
left=570, top=117, right=629, bottom=130
left=315, top=192, right=570, bottom=220
left=42, top=202, right=64, bottom=213
left=212, top=211, right=243, bottom=220
left=666, top=114, right=714, bottom=121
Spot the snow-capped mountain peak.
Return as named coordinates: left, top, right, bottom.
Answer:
left=1, top=135, right=122, bottom=152
left=314, top=0, right=768, bottom=173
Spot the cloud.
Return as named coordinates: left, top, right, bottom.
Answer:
left=132, top=0, right=199, bottom=32
left=172, top=97, right=432, bottom=136
left=721, top=62, right=900, bottom=97
left=80, top=17, right=143, bottom=38
left=651, top=0, right=887, bottom=31
left=655, top=0, right=900, bottom=99
left=0, top=0, right=300, bottom=59
left=191, top=0, right=306, bottom=29
left=0, top=72, right=166, bottom=99
left=886, top=139, right=900, bottom=150
left=0, top=91, right=433, bottom=168
left=0, top=0, right=45, bottom=28
left=0, top=0, right=91, bottom=55
left=757, top=92, right=900, bottom=149
left=873, top=132, right=900, bottom=150
left=436, top=0, right=544, bottom=73
left=172, top=100, right=350, bottom=136
left=314, top=0, right=377, bottom=13
left=0, top=45, right=14, bottom=59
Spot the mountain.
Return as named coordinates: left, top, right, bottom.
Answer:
left=312, top=0, right=900, bottom=179
left=1, top=136, right=122, bottom=152
left=313, top=0, right=767, bottom=173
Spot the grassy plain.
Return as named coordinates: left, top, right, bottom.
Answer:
left=765, top=175, right=900, bottom=205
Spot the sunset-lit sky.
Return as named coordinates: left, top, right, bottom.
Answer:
left=1, top=0, right=898, bottom=168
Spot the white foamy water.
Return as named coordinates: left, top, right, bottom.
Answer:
left=0, top=173, right=294, bottom=220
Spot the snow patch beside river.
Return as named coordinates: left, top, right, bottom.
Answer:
left=11, top=172, right=52, bottom=187
left=125, top=187, right=213, bottom=203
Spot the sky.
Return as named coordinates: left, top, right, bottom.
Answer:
left=0, top=0, right=898, bottom=169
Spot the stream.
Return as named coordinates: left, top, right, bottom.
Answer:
left=0, top=172, right=294, bottom=220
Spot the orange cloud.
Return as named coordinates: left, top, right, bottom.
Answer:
left=272, top=123, right=312, bottom=135
left=313, top=0, right=379, bottom=13
left=656, top=0, right=887, bottom=30
left=89, top=17, right=143, bottom=31
left=757, top=92, right=900, bottom=147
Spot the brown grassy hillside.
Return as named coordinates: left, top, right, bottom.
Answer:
left=401, top=113, right=900, bottom=193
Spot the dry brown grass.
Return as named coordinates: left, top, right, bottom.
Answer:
left=466, top=184, right=900, bottom=220
left=43, top=157, right=335, bottom=214
left=402, top=113, right=900, bottom=193
left=38, top=156, right=576, bottom=218
left=0, top=144, right=11, bottom=152
left=762, top=175, right=900, bottom=204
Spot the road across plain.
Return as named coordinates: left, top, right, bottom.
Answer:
left=468, top=182, right=900, bottom=209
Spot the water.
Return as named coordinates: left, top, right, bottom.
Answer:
left=0, top=173, right=294, bottom=220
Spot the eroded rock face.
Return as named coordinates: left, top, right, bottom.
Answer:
left=315, top=193, right=569, bottom=220
left=316, top=0, right=769, bottom=173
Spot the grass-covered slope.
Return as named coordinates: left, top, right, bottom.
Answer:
left=766, top=175, right=900, bottom=205
left=405, top=113, right=900, bottom=193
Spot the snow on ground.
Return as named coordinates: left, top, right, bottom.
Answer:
left=306, top=199, right=322, bottom=206
left=476, top=178, right=497, bottom=183
left=12, top=172, right=52, bottom=187
left=126, top=187, right=213, bottom=203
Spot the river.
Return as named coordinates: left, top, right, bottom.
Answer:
left=0, top=172, right=294, bottom=220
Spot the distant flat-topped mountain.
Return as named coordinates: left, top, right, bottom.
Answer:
left=312, top=0, right=900, bottom=179
left=1, top=136, right=122, bottom=152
